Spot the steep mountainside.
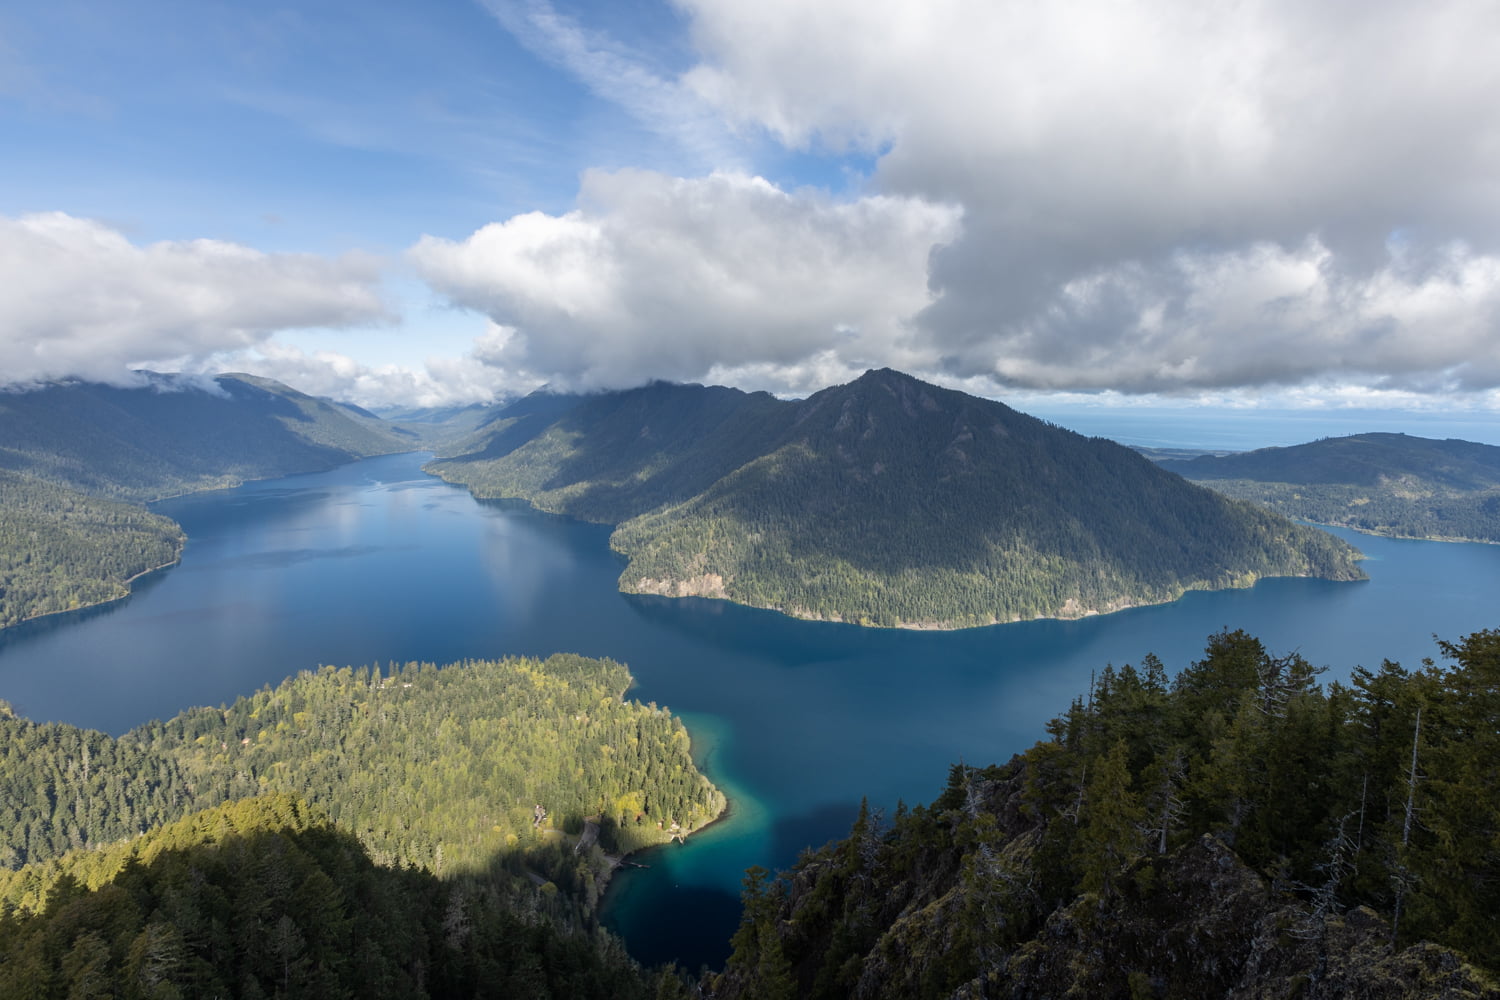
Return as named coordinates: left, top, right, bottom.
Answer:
left=709, top=630, right=1500, bottom=1000
left=1160, top=433, right=1500, bottom=542
left=430, top=369, right=1364, bottom=628
left=0, top=372, right=414, bottom=502
left=0, top=372, right=414, bottom=627
left=427, top=381, right=789, bottom=522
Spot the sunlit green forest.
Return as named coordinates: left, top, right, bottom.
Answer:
left=4, top=631, right=1497, bottom=997
left=1, top=655, right=722, bottom=892
left=0, top=654, right=722, bottom=997
left=0, top=472, right=184, bottom=629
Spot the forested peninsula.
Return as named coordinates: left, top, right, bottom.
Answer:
left=1160, top=433, right=1500, bottom=544
left=427, top=368, right=1365, bottom=628
left=710, top=629, right=1500, bottom=1000
left=0, top=654, right=723, bottom=998
left=0, top=373, right=414, bottom=628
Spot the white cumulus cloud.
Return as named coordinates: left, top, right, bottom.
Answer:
left=670, top=0, right=1500, bottom=396
left=199, top=336, right=533, bottom=410
left=969, top=238, right=1500, bottom=393
left=410, top=169, right=962, bottom=390
left=0, top=212, right=390, bottom=388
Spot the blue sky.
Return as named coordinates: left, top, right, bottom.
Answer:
left=5, top=0, right=1500, bottom=444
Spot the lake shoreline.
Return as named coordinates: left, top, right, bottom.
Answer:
left=5, top=551, right=184, bottom=634
left=8, top=453, right=1498, bottom=971
left=598, top=792, right=735, bottom=895
left=440, top=475, right=1371, bottom=633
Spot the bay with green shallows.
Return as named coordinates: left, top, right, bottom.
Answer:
left=1, top=450, right=1496, bottom=970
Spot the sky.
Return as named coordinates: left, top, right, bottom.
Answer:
left=4, top=0, right=1500, bottom=440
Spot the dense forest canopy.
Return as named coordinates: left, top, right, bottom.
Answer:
left=0, top=654, right=723, bottom=996
left=7, top=630, right=1495, bottom=997
left=4, top=369, right=1495, bottom=996
left=0, top=471, right=184, bottom=629
left=429, top=369, right=1365, bottom=628
left=1, top=655, right=722, bottom=890
left=0, top=795, right=696, bottom=999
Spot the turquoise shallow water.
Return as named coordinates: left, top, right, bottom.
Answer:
left=1, top=451, right=1496, bottom=969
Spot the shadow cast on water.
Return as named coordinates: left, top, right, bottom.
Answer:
left=607, top=883, right=744, bottom=971
left=622, top=592, right=919, bottom=667
left=771, top=799, right=865, bottom=863
left=602, top=797, right=866, bottom=972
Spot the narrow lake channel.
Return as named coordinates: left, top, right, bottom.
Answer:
left=2, top=451, right=1496, bottom=968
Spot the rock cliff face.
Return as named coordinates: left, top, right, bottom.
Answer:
left=990, top=836, right=1493, bottom=1000
left=711, top=761, right=1498, bottom=1000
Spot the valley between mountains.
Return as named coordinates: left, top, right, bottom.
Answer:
left=0, top=369, right=1496, bottom=997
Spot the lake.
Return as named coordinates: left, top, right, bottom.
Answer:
left=1, top=451, right=1496, bottom=970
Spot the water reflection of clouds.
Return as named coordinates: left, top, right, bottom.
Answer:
left=196, top=544, right=415, bottom=571
left=474, top=514, right=554, bottom=625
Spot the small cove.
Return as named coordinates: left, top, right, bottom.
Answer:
left=1, top=451, right=1497, bottom=970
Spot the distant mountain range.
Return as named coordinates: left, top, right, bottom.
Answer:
left=0, top=372, right=414, bottom=502
left=428, top=369, right=1365, bottom=628
left=0, top=373, right=414, bottom=627
left=1159, top=433, right=1500, bottom=542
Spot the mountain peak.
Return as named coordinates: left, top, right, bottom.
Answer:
left=848, top=367, right=931, bottom=392
left=430, top=370, right=1364, bottom=628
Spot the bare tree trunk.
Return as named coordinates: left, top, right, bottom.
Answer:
left=1392, top=706, right=1422, bottom=947
left=1402, top=707, right=1421, bottom=849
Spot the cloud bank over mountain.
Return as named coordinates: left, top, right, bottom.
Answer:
left=0, top=213, right=388, bottom=389
left=6, top=0, right=1500, bottom=410
left=410, top=169, right=961, bottom=391
left=432, top=0, right=1500, bottom=401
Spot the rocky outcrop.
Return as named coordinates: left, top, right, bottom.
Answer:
left=711, top=764, right=1498, bottom=1000
left=985, top=836, right=1497, bottom=999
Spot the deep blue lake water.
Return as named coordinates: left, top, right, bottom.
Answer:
left=1, top=450, right=1496, bottom=970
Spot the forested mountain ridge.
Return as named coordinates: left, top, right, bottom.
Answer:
left=1159, top=433, right=1500, bottom=543
left=710, top=629, right=1500, bottom=999
left=0, top=372, right=415, bottom=628
left=0, top=372, right=414, bottom=502
left=426, top=380, right=790, bottom=522
left=429, top=369, right=1365, bottom=628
